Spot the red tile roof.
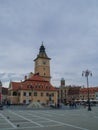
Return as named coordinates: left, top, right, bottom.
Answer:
left=10, top=74, right=57, bottom=91
left=80, top=87, right=98, bottom=94
left=28, top=73, right=47, bottom=82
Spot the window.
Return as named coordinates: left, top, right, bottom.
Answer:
left=41, top=92, right=43, bottom=96
left=30, top=85, right=33, bottom=89
left=34, top=92, right=37, bottom=96
left=39, top=85, right=42, bottom=88
left=46, top=93, right=49, bottom=96
left=23, top=92, right=26, bottom=96
left=13, top=92, right=17, bottom=96
left=51, top=93, right=54, bottom=97
left=42, top=61, right=46, bottom=65
left=35, top=86, right=37, bottom=88
left=29, top=92, right=32, bottom=96
left=27, top=85, right=29, bottom=88
left=18, top=92, right=20, bottom=96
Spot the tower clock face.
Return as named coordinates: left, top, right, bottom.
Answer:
left=36, top=60, right=47, bottom=65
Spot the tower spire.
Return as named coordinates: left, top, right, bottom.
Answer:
left=34, top=44, right=51, bottom=82
left=39, top=42, right=45, bottom=53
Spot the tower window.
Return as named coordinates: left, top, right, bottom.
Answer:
left=44, top=73, right=46, bottom=75
left=43, top=61, right=46, bottom=64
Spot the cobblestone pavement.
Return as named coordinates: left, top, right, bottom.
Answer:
left=0, top=106, right=98, bottom=130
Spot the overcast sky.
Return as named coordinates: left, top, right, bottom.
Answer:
left=0, top=0, right=98, bottom=88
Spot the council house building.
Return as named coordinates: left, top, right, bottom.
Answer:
left=8, top=44, right=58, bottom=106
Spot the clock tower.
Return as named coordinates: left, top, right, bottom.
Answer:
left=34, top=43, right=51, bottom=82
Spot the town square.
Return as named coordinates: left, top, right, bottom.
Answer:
left=0, top=106, right=98, bottom=130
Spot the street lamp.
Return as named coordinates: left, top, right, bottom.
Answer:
left=82, top=70, right=92, bottom=111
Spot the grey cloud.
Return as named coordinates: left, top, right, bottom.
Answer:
left=0, top=72, right=27, bottom=83
left=0, top=0, right=98, bottom=87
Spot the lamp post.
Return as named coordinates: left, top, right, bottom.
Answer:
left=82, top=70, right=92, bottom=111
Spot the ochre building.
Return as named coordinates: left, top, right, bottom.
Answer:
left=8, top=44, right=58, bottom=105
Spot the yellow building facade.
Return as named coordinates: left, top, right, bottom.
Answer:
left=8, top=44, right=58, bottom=106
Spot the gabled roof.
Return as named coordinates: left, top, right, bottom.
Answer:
left=10, top=73, right=57, bottom=91
left=9, top=82, right=21, bottom=90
